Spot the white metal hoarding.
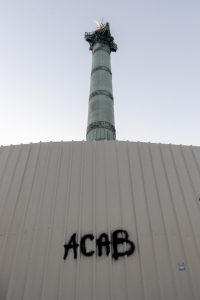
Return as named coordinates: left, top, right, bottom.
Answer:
left=0, top=141, right=200, bottom=300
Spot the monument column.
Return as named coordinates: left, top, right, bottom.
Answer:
left=85, top=22, right=117, bottom=141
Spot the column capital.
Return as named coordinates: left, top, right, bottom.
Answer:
left=85, top=22, right=117, bottom=52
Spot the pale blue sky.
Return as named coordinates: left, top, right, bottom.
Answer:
left=0, top=0, right=199, bottom=146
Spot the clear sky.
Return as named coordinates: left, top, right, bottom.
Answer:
left=0, top=0, right=199, bottom=146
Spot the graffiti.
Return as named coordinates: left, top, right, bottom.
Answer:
left=63, top=230, right=135, bottom=260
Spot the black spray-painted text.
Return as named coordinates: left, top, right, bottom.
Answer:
left=63, top=229, right=135, bottom=261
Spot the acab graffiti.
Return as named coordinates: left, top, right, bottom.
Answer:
left=63, top=229, right=135, bottom=261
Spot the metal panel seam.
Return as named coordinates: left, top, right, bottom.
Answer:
left=103, top=142, right=113, bottom=300
left=40, top=142, right=64, bottom=300
left=127, top=142, right=145, bottom=300
left=159, top=144, right=195, bottom=299
left=114, top=142, right=129, bottom=300
left=22, top=142, right=53, bottom=300
left=5, top=142, right=42, bottom=300
left=137, top=142, right=162, bottom=300
left=75, top=142, right=85, bottom=300
left=148, top=143, right=179, bottom=299
left=4, top=144, right=32, bottom=299
left=92, top=141, right=96, bottom=299
left=58, top=142, right=73, bottom=300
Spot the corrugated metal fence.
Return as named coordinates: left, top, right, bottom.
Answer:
left=0, top=141, right=200, bottom=300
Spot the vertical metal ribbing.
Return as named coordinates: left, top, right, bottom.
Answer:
left=85, top=23, right=117, bottom=141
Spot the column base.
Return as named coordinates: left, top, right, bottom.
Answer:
left=87, top=128, right=116, bottom=141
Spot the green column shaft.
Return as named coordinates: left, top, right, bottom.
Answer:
left=85, top=23, right=117, bottom=141
left=87, top=43, right=115, bottom=140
